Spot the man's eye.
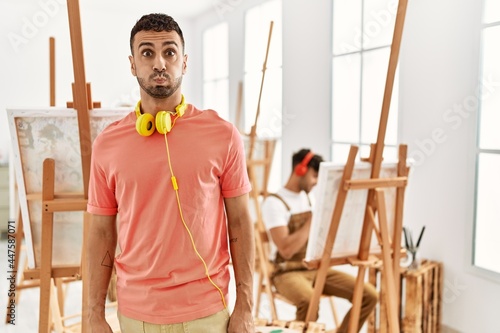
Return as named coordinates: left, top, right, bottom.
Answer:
left=142, top=50, right=153, bottom=57
left=166, top=50, right=176, bottom=56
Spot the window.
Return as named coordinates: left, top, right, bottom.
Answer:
left=473, top=0, right=500, bottom=275
left=244, top=0, right=282, bottom=192
left=331, top=0, right=399, bottom=163
left=203, top=22, right=229, bottom=120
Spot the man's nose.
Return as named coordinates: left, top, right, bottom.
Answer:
left=153, top=56, right=166, bottom=72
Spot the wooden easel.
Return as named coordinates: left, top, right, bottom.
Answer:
left=249, top=136, right=277, bottom=320
left=23, top=1, right=96, bottom=332
left=235, top=81, right=244, bottom=134
left=246, top=20, right=273, bottom=166
left=6, top=23, right=101, bottom=329
left=303, top=1, right=409, bottom=332
left=241, top=20, right=280, bottom=320
left=245, top=20, right=274, bottom=231
left=250, top=137, right=277, bottom=321
left=5, top=206, right=77, bottom=325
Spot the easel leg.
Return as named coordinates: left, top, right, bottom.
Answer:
left=328, top=296, right=340, bottom=328
left=50, top=280, right=64, bottom=333
left=39, top=159, right=56, bottom=333
left=254, top=273, right=264, bottom=317
left=55, top=278, right=65, bottom=317
left=305, top=265, right=326, bottom=323
left=375, top=189, right=400, bottom=333
left=347, top=266, right=367, bottom=333
left=393, top=144, right=408, bottom=308
left=39, top=257, right=53, bottom=333
left=82, top=211, right=90, bottom=333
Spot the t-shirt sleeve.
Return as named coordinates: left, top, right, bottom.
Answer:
left=261, top=196, right=290, bottom=230
left=220, top=127, right=251, bottom=198
left=86, top=142, right=118, bottom=216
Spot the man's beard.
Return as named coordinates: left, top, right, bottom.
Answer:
left=137, top=73, right=183, bottom=99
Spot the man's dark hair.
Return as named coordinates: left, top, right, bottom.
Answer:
left=130, top=13, right=185, bottom=54
left=292, top=149, right=324, bottom=173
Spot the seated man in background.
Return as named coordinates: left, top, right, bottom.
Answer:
left=261, top=148, right=378, bottom=333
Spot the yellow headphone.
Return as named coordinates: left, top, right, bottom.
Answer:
left=135, top=95, right=187, bottom=136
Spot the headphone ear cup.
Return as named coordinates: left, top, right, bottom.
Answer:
left=136, top=113, right=156, bottom=136
left=294, top=165, right=307, bottom=176
left=156, top=111, right=172, bottom=134
left=294, top=151, right=314, bottom=176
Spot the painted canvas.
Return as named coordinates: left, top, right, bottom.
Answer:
left=8, top=108, right=130, bottom=268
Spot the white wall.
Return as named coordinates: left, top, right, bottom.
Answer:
left=399, top=0, right=500, bottom=332
left=2, top=0, right=499, bottom=331
left=281, top=0, right=332, bottom=176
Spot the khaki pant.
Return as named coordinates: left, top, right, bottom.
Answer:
left=272, top=268, right=378, bottom=333
left=118, top=309, right=229, bottom=333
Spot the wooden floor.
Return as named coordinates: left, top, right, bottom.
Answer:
left=0, top=238, right=360, bottom=332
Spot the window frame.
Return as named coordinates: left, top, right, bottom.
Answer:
left=470, top=16, right=500, bottom=282
left=202, top=21, right=230, bottom=120
left=330, top=0, right=400, bottom=163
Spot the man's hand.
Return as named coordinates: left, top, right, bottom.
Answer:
left=227, top=306, right=255, bottom=333
left=86, top=314, right=113, bottom=333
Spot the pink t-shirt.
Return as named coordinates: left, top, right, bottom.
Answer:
left=87, top=104, right=251, bottom=324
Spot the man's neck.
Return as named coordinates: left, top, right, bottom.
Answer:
left=284, top=177, right=301, bottom=193
left=139, top=93, right=183, bottom=116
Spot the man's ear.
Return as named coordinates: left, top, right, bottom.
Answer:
left=129, top=55, right=136, bottom=76
left=182, top=54, right=188, bottom=75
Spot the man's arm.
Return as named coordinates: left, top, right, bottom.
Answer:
left=224, top=193, right=255, bottom=333
left=85, top=214, right=117, bottom=332
left=269, top=216, right=311, bottom=260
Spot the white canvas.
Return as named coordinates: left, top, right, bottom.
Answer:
left=305, top=161, right=399, bottom=262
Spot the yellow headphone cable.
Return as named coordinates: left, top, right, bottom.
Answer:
left=163, top=131, right=227, bottom=309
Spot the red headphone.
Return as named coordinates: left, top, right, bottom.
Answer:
left=294, top=151, right=314, bottom=176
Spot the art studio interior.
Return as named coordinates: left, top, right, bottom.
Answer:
left=0, top=0, right=499, bottom=332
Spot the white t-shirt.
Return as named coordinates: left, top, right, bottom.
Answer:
left=261, top=187, right=314, bottom=260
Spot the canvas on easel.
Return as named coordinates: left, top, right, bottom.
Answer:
left=8, top=108, right=129, bottom=269
left=305, top=161, right=401, bottom=263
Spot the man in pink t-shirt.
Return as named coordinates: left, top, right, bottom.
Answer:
left=85, top=13, right=255, bottom=333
